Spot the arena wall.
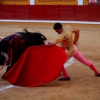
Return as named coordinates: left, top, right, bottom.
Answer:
left=0, top=0, right=88, bottom=5
left=35, top=0, right=78, bottom=5
left=0, top=0, right=30, bottom=5
left=0, top=5, right=100, bottom=21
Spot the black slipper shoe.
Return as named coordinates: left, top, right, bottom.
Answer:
left=95, top=73, right=100, bottom=77
left=58, top=76, right=70, bottom=81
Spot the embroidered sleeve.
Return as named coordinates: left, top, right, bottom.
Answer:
left=52, top=34, right=65, bottom=44
left=52, top=31, right=70, bottom=44
left=72, top=28, right=80, bottom=43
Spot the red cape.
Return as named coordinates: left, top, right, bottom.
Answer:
left=4, top=45, right=67, bottom=87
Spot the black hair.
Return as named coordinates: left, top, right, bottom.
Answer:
left=53, top=22, right=62, bottom=30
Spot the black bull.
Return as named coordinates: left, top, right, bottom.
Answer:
left=0, top=29, right=47, bottom=78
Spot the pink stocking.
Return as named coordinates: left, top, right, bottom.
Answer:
left=61, top=66, right=69, bottom=78
left=74, top=46, right=99, bottom=74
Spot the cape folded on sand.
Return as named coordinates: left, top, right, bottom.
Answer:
left=4, top=45, right=67, bottom=87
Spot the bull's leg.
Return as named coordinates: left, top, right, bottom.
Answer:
left=1, top=65, right=12, bottom=80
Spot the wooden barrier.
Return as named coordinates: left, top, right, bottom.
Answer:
left=0, top=5, right=100, bottom=21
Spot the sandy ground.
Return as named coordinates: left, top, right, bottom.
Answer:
left=0, top=22, right=100, bottom=100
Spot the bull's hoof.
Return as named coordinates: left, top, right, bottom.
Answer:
left=1, top=75, right=6, bottom=80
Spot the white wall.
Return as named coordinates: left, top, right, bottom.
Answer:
left=30, top=0, right=35, bottom=5
left=78, top=0, right=83, bottom=5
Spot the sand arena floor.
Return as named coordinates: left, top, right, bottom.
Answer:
left=0, top=22, right=100, bottom=100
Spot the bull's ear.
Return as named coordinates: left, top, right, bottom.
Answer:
left=41, top=34, right=47, bottom=40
